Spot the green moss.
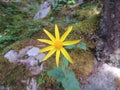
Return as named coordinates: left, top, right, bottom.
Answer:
left=0, top=62, right=28, bottom=90
left=0, top=49, right=28, bottom=89
left=0, top=2, right=42, bottom=51
left=76, top=2, right=101, bottom=20
left=81, top=3, right=101, bottom=10
left=73, top=14, right=100, bottom=34
left=2, top=41, right=22, bottom=55
left=0, top=40, right=32, bottom=90
left=0, top=53, right=27, bottom=89
left=70, top=49, right=94, bottom=79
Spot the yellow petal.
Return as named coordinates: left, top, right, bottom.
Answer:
left=39, top=46, right=54, bottom=52
left=61, top=48, right=73, bottom=63
left=63, top=40, right=80, bottom=46
left=43, top=29, right=55, bottom=41
left=56, top=50, right=60, bottom=67
left=43, top=49, right=56, bottom=61
left=55, top=24, right=60, bottom=40
left=60, top=26, right=72, bottom=41
left=37, top=39, right=54, bottom=45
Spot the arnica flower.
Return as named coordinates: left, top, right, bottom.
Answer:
left=38, top=24, right=80, bottom=67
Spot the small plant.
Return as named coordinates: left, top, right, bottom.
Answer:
left=47, top=57, right=80, bottom=90
left=51, top=0, right=76, bottom=12
left=38, top=24, right=85, bottom=90
left=38, top=24, right=80, bottom=66
left=0, top=3, right=44, bottom=51
left=38, top=71, right=45, bottom=85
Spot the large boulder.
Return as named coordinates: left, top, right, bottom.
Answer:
left=82, top=64, right=120, bottom=90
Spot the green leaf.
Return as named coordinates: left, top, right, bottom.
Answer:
left=47, top=67, right=65, bottom=82
left=62, top=57, right=69, bottom=70
left=62, top=71, right=80, bottom=90
left=65, top=45, right=75, bottom=49
left=77, top=42, right=87, bottom=50
left=47, top=67, right=81, bottom=90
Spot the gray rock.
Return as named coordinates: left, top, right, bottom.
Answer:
left=26, top=47, right=39, bottom=57
left=114, top=49, right=120, bottom=61
left=82, top=64, right=120, bottom=90
left=0, top=84, right=10, bottom=90
left=35, top=53, right=45, bottom=62
left=109, top=49, right=120, bottom=67
left=18, top=46, right=32, bottom=58
left=26, top=78, right=38, bottom=90
left=19, top=57, right=38, bottom=67
left=34, top=1, right=51, bottom=20
left=77, top=0, right=83, bottom=5
left=3, top=46, right=45, bottom=90
left=29, top=64, right=44, bottom=76
left=4, top=50, right=18, bottom=63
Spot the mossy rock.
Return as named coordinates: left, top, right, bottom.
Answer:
left=73, top=14, right=100, bottom=34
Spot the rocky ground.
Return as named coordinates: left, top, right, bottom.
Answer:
left=3, top=45, right=120, bottom=90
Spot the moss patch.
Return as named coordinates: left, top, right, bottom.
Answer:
left=70, top=49, right=94, bottom=80
left=73, top=14, right=100, bottom=35
left=0, top=62, right=28, bottom=90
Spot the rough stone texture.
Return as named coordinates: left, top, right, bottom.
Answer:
left=26, top=78, right=38, bottom=90
left=34, top=1, right=51, bottom=20
left=0, top=83, right=10, bottom=90
left=35, top=53, right=45, bottom=62
left=109, top=49, right=120, bottom=67
left=97, top=0, right=120, bottom=67
left=82, top=64, right=120, bottom=90
left=77, top=0, right=83, bottom=4
left=18, top=46, right=32, bottom=58
left=18, top=57, right=38, bottom=67
left=4, top=46, right=45, bottom=89
left=95, top=2, right=120, bottom=90
left=4, top=46, right=45, bottom=75
left=26, top=47, right=39, bottom=57
left=4, top=50, right=18, bottom=63
left=29, top=64, right=44, bottom=76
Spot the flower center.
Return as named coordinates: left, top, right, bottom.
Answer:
left=54, top=41, right=63, bottom=49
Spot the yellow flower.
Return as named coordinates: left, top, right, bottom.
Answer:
left=38, top=24, right=80, bottom=67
